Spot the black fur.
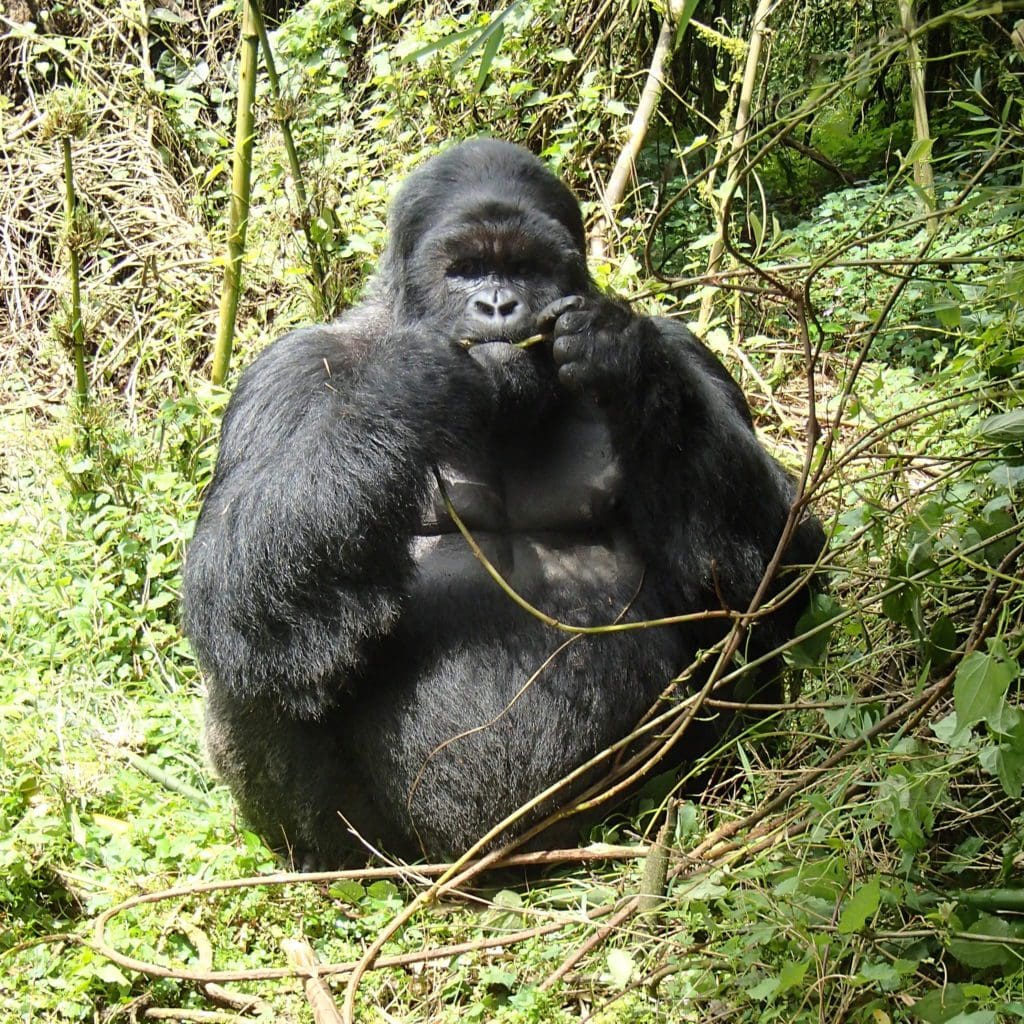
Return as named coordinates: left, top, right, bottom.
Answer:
left=183, top=139, right=824, bottom=867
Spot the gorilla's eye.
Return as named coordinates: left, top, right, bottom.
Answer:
left=446, top=258, right=487, bottom=280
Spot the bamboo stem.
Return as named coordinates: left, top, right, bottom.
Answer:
left=698, top=0, right=773, bottom=332
left=590, top=13, right=675, bottom=261
left=250, top=2, right=325, bottom=287
left=62, top=136, right=88, bottom=408
left=212, top=0, right=260, bottom=386
left=898, top=0, right=936, bottom=232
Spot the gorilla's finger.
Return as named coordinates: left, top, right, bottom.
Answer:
left=535, top=294, right=584, bottom=331
left=556, top=361, right=590, bottom=393
left=552, top=310, right=593, bottom=337
left=551, top=333, right=587, bottom=365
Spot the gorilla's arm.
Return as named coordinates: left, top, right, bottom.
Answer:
left=182, top=315, right=489, bottom=717
left=552, top=300, right=824, bottom=647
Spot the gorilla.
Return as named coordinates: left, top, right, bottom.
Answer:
left=182, top=138, right=824, bottom=868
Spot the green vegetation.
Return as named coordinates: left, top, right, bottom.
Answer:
left=1, top=1, right=1023, bottom=1021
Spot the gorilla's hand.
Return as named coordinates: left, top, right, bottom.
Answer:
left=542, top=295, right=643, bottom=400
left=389, top=329, right=496, bottom=450
left=467, top=340, right=556, bottom=427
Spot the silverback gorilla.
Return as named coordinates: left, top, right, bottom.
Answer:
left=183, top=139, right=824, bottom=868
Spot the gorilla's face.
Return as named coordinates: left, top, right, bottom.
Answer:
left=377, top=139, right=592, bottom=341
left=415, top=202, right=589, bottom=343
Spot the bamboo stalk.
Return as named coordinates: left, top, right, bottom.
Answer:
left=898, top=0, right=937, bottom=233
left=250, top=2, right=325, bottom=288
left=211, top=0, right=260, bottom=386
left=590, top=14, right=674, bottom=262
left=698, top=0, right=773, bottom=332
left=62, top=135, right=89, bottom=408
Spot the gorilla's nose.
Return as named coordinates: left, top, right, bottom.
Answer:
left=467, top=287, right=528, bottom=334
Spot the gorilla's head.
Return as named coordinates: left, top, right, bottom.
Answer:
left=375, top=139, right=592, bottom=341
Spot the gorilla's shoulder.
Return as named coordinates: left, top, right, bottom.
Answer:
left=650, top=315, right=754, bottom=427
left=241, top=302, right=390, bottom=385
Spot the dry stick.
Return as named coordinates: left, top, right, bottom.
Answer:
left=458, top=332, right=548, bottom=350
left=142, top=1010, right=244, bottom=1022
left=647, top=9, right=963, bottom=296
left=450, top=11, right=1009, bottom=996
left=681, top=559, right=1020, bottom=874
left=542, top=809, right=812, bottom=990
left=638, top=802, right=677, bottom=915
left=590, top=10, right=677, bottom=261
left=539, top=222, right=1018, bottom=994
left=541, top=896, right=641, bottom=991
left=211, top=0, right=259, bottom=386
left=130, top=523, right=1013, bottom=1005
left=803, top=141, right=1011, bottom=495
left=92, top=846, right=645, bottom=985
left=336, top=679, right=712, bottom=1023
left=282, top=939, right=344, bottom=1024
left=178, top=920, right=272, bottom=1018
left=704, top=96, right=1015, bottom=512
left=432, top=469, right=733, bottom=635
left=355, top=182, right=1011, bottom=1012
left=249, top=2, right=324, bottom=289
left=406, top=570, right=647, bottom=852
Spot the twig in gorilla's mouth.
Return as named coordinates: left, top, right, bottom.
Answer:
left=456, top=332, right=549, bottom=351
left=514, top=332, right=549, bottom=349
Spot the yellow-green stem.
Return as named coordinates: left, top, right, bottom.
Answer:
left=62, top=136, right=88, bottom=408
left=250, top=2, right=324, bottom=288
left=212, top=0, right=259, bottom=386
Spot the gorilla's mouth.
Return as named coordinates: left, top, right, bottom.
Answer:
left=461, top=329, right=549, bottom=349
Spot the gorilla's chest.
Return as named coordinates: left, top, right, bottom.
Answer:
left=421, top=405, right=623, bottom=533
left=411, top=405, right=642, bottom=606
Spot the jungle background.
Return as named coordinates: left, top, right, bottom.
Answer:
left=2, top=0, right=1024, bottom=1021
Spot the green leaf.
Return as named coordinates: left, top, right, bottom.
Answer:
left=747, top=975, right=779, bottom=1000
left=789, top=592, right=842, bottom=668
left=948, top=914, right=1022, bottom=970
left=932, top=712, right=972, bottom=747
left=905, top=137, right=934, bottom=165
left=977, top=410, right=1024, bottom=443
left=749, top=209, right=765, bottom=250
left=913, top=984, right=968, bottom=1023
left=776, top=960, right=810, bottom=995
left=367, top=879, right=400, bottom=900
left=492, top=889, right=523, bottom=909
left=954, top=652, right=1013, bottom=729
left=400, top=23, right=482, bottom=63
left=838, top=875, right=881, bottom=934
left=673, top=0, right=700, bottom=47
left=328, top=879, right=366, bottom=903
left=474, top=21, right=504, bottom=92
left=979, top=743, right=1024, bottom=798
left=479, top=965, right=517, bottom=989
left=928, top=616, right=958, bottom=669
